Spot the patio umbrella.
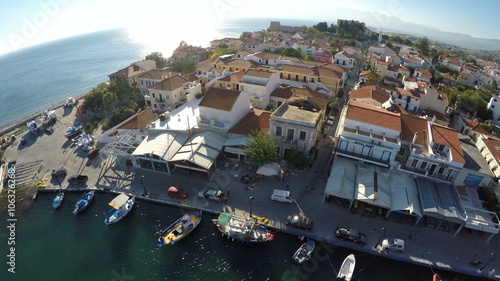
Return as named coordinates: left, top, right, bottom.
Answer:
left=256, top=162, right=281, bottom=176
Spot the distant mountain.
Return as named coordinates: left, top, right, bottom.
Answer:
left=313, top=9, right=500, bottom=51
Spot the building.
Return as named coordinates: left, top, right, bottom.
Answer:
left=108, top=60, right=156, bottom=89
left=238, top=69, right=280, bottom=110
left=146, top=75, right=201, bottom=110
left=138, top=69, right=180, bottom=96
left=172, top=45, right=207, bottom=63
left=270, top=96, right=327, bottom=158
left=487, top=96, right=500, bottom=121
left=269, top=21, right=306, bottom=33
left=334, top=50, right=356, bottom=70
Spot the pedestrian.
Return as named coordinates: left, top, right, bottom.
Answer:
left=408, top=231, right=414, bottom=240
left=226, top=189, right=230, bottom=197
left=285, top=183, right=289, bottom=190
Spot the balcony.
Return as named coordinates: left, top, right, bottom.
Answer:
left=398, top=164, right=454, bottom=183
left=335, top=147, right=390, bottom=166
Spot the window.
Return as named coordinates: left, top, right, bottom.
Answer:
left=420, top=162, right=427, bottom=169
left=299, top=131, right=306, bottom=140
left=275, top=126, right=282, bottom=136
left=411, top=159, right=418, bottom=167
left=152, top=93, right=156, bottom=98
left=240, top=85, right=244, bottom=91
left=492, top=105, right=496, bottom=108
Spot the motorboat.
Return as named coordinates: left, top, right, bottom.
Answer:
left=40, top=110, right=57, bottom=125
left=65, top=97, right=76, bottom=107
left=52, top=191, right=64, bottom=208
left=157, top=212, right=202, bottom=246
left=292, top=240, right=315, bottom=264
left=337, top=254, right=356, bottom=281
left=65, top=125, right=83, bottom=139
left=26, top=120, right=41, bottom=134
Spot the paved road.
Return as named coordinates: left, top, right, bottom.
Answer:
left=2, top=101, right=500, bottom=280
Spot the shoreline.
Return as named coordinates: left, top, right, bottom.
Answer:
left=0, top=91, right=90, bottom=137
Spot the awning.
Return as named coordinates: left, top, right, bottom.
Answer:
left=417, top=178, right=466, bottom=224
left=108, top=193, right=129, bottom=209
left=355, top=164, right=391, bottom=209
left=256, top=162, right=282, bottom=176
left=324, top=157, right=357, bottom=200
left=456, top=185, right=499, bottom=234
left=389, top=173, right=423, bottom=218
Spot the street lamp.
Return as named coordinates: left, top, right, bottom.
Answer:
left=249, top=196, right=254, bottom=218
left=478, top=252, right=496, bottom=273
left=139, top=175, right=148, bottom=197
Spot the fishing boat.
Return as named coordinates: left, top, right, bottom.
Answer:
left=40, top=110, right=57, bottom=125
left=292, top=240, right=315, bottom=264
left=73, top=190, right=95, bottom=214
left=52, top=191, right=64, bottom=208
left=65, top=125, right=83, bottom=139
left=26, top=120, right=41, bottom=134
left=212, top=212, right=274, bottom=243
left=157, top=211, right=202, bottom=246
left=337, top=254, right=356, bottom=281
left=65, top=97, right=76, bottom=107
left=104, top=193, right=135, bottom=225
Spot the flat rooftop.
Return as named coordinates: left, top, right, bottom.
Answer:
left=459, top=134, right=494, bottom=176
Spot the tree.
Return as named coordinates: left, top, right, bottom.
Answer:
left=303, top=54, right=313, bottom=61
left=282, top=47, right=302, bottom=59
left=210, top=48, right=236, bottom=59
left=402, top=38, right=412, bottom=46
left=145, top=52, right=167, bottom=69
left=313, top=22, right=328, bottom=32
left=287, top=149, right=311, bottom=171
left=417, top=37, right=430, bottom=56
left=244, top=131, right=279, bottom=166
left=167, top=60, right=196, bottom=75
left=239, top=32, right=252, bottom=40
left=367, top=67, right=380, bottom=84
left=389, top=35, right=403, bottom=44
left=102, top=91, right=118, bottom=108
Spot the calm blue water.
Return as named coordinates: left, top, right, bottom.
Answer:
left=0, top=193, right=481, bottom=281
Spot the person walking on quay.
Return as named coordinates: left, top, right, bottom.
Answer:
left=408, top=231, right=414, bottom=240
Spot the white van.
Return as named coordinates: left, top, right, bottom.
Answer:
left=381, top=238, right=405, bottom=252
left=271, top=189, right=293, bottom=203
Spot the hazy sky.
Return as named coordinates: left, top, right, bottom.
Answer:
left=1, top=0, right=499, bottom=55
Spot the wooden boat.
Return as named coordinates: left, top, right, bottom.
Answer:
left=157, top=211, right=202, bottom=246
left=212, top=212, right=274, bottom=243
left=65, top=125, right=83, bottom=139
left=104, top=193, right=135, bottom=225
left=292, top=240, right=315, bottom=264
left=337, top=254, right=356, bottom=281
left=73, top=190, right=95, bottom=214
left=52, top=191, right=64, bottom=208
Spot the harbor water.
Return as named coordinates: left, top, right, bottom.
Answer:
left=0, top=192, right=486, bottom=281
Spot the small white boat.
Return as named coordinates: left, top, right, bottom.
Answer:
left=65, top=97, right=76, bottom=107
left=337, top=254, right=356, bottom=281
left=104, top=193, right=135, bottom=225
left=41, top=110, right=57, bottom=125
left=292, top=241, right=315, bottom=264
left=26, top=120, right=41, bottom=134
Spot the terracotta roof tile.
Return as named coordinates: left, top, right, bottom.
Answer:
left=481, top=137, right=500, bottom=165
left=219, top=71, right=245, bottom=82
left=400, top=114, right=428, bottom=145
left=430, top=124, right=465, bottom=164
left=228, top=109, right=271, bottom=135
left=138, top=69, right=180, bottom=80
left=148, top=75, right=188, bottom=91
left=199, top=88, right=241, bottom=111
left=270, top=86, right=325, bottom=99
left=117, top=108, right=157, bottom=130
left=243, top=69, right=273, bottom=79
left=349, top=88, right=390, bottom=104
left=346, top=100, right=401, bottom=131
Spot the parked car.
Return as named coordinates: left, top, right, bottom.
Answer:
left=285, top=215, right=313, bottom=231
left=335, top=227, right=367, bottom=245
left=381, top=238, right=404, bottom=252
left=326, top=115, right=335, bottom=125
left=87, top=149, right=99, bottom=159
left=51, top=168, right=67, bottom=178
left=167, top=186, right=188, bottom=199
left=67, top=174, right=89, bottom=185
left=334, top=108, right=340, bottom=116
left=198, top=189, right=225, bottom=201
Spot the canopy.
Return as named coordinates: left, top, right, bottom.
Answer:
left=256, top=162, right=281, bottom=176
left=389, top=173, right=423, bottom=218
left=217, top=212, right=233, bottom=228
left=354, top=164, right=391, bottom=209
left=324, top=157, right=357, bottom=200
left=108, top=193, right=129, bottom=209
left=416, top=178, right=466, bottom=224
left=168, top=186, right=181, bottom=193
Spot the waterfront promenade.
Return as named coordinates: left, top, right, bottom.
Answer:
left=1, top=103, right=499, bottom=280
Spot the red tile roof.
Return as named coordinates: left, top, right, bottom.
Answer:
left=430, top=123, right=465, bottom=164
left=228, top=109, right=271, bottom=135
left=400, top=114, right=428, bottom=145
left=117, top=108, right=157, bottom=130
left=346, top=100, right=401, bottom=131
left=270, top=86, right=325, bottom=99
left=199, top=88, right=241, bottom=111
left=148, top=75, right=188, bottom=91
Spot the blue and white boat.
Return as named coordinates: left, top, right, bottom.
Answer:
left=157, top=212, right=202, bottom=246
left=27, top=120, right=41, bottom=134
left=292, top=240, right=315, bottom=264
left=64, top=124, right=83, bottom=139
left=52, top=191, right=64, bottom=208
left=73, top=190, right=95, bottom=214
left=104, top=193, right=135, bottom=225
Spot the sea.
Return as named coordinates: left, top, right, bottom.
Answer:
left=0, top=17, right=487, bottom=281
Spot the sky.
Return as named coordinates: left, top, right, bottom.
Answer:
left=1, top=0, right=499, bottom=55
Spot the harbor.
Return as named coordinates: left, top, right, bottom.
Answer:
left=1, top=101, right=499, bottom=280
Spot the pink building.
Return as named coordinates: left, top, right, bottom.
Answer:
left=314, top=51, right=333, bottom=64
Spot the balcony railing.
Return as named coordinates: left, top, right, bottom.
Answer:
left=336, top=147, right=390, bottom=165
